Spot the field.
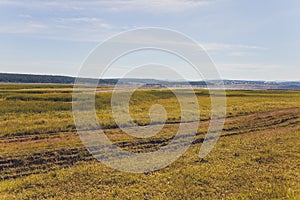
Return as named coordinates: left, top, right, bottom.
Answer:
left=0, top=84, right=299, bottom=199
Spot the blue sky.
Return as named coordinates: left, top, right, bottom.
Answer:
left=0, top=0, right=300, bottom=81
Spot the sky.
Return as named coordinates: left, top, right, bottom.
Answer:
left=0, top=0, right=300, bottom=81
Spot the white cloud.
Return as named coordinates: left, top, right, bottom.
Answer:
left=201, top=42, right=267, bottom=57
left=217, top=63, right=281, bottom=71
left=0, top=15, right=114, bottom=38
left=202, top=42, right=266, bottom=51
left=0, top=21, right=48, bottom=33
left=215, top=63, right=300, bottom=81
left=56, top=17, right=113, bottom=29
left=228, top=51, right=249, bottom=57
left=0, top=0, right=213, bottom=12
left=0, top=60, right=79, bottom=76
left=99, top=0, right=213, bottom=12
left=18, top=14, right=33, bottom=19
left=57, top=17, right=103, bottom=23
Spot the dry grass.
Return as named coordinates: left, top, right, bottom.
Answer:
left=0, top=84, right=299, bottom=199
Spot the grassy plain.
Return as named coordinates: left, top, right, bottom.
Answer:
left=0, top=84, right=299, bottom=199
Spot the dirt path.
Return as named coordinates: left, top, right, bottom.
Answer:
left=1, top=108, right=299, bottom=180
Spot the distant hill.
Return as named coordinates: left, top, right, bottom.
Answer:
left=0, top=73, right=118, bottom=85
left=0, top=73, right=300, bottom=90
left=0, top=73, right=75, bottom=84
